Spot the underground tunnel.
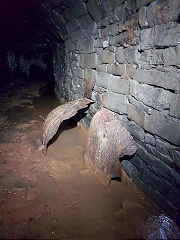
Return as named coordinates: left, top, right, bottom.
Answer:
left=0, top=0, right=180, bottom=239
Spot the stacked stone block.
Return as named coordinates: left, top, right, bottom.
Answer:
left=44, top=0, right=180, bottom=225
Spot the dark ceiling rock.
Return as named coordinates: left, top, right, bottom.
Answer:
left=0, top=0, right=44, bottom=48
left=86, top=0, right=106, bottom=22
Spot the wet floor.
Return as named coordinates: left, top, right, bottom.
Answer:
left=0, top=78, right=180, bottom=239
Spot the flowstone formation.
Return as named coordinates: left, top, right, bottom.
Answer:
left=84, top=108, right=137, bottom=183
left=39, top=98, right=137, bottom=184
left=38, top=98, right=93, bottom=153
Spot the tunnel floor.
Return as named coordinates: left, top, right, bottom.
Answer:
left=0, top=78, right=179, bottom=239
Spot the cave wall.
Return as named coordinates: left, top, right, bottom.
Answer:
left=45, top=0, right=180, bottom=223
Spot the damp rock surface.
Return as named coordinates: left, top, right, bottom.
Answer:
left=84, top=108, right=137, bottom=183
left=0, top=78, right=179, bottom=239
left=39, top=98, right=93, bottom=152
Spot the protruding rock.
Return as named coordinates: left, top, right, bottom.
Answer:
left=84, top=108, right=137, bottom=183
left=39, top=98, right=93, bottom=153
left=84, top=76, right=95, bottom=99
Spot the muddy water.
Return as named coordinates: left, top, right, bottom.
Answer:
left=0, top=79, right=180, bottom=239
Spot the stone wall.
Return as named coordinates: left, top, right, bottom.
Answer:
left=45, top=0, right=180, bottom=224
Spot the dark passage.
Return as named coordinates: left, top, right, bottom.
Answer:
left=1, top=76, right=179, bottom=239
left=0, top=0, right=180, bottom=239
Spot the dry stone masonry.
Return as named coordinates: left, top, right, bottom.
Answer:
left=42, top=0, right=180, bottom=224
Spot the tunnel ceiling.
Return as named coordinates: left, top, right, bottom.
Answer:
left=0, top=0, right=136, bottom=50
left=0, top=0, right=47, bottom=50
left=40, top=0, right=131, bottom=41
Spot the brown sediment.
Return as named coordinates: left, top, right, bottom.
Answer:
left=0, top=78, right=179, bottom=239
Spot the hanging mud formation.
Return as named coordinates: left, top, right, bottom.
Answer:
left=84, top=108, right=138, bottom=183
left=38, top=77, right=96, bottom=153
left=39, top=100, right=137, bottom=182
left=38, top=98, right=93, bottom=153
left=38, top=72, right=137, bottom=181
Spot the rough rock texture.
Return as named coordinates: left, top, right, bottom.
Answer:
left=39, top=98, right=93, bottom=152
left=84, top=108, right=137, bottom=183
left=42, top=0, right=180, bottom=225
left=84, top=76, right=95, bottom=98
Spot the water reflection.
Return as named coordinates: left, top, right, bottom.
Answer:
left=142, top=214, right=180, bottom=239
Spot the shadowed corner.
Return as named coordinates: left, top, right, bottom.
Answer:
left=178, top=13, right=180, bottom=23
